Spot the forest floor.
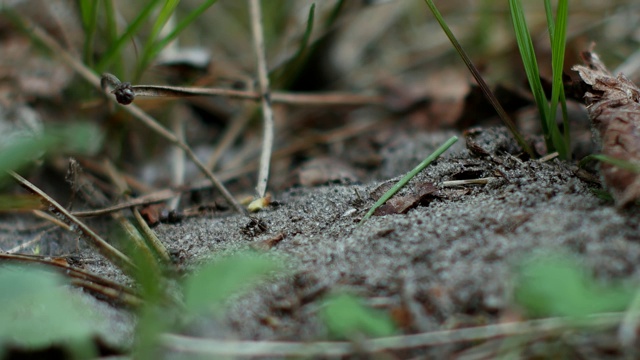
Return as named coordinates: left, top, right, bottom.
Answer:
left=1, top=1, right=640, bottom=358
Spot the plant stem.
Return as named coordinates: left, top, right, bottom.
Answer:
left=359, top=135, right=458, bottom=224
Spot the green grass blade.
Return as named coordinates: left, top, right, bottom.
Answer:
left=509, top=0, right=550, bottom=137
left=579, top=154, right=640, bottom=174
left=138, top=0, right=219, bottom=77
left=0, top=124, right=102, bottom=178
left=289, top=3, right=315, bottom=67
left=79, top=0, right=98, bottom=66
left=136, top=0, right=181, bottom=80
left=359, top=136, right=458, bottom=225
left=544, top=0, right=554, bottom=39
left=548, top=0, right=570, bottom=158
left=102, top=0, right=124, bottom=77
left=272, top=3, right=315, bottom=87
left=324, top=0, right=345, bottom=29
left=423, top=0, right=534, bottom=157
left=95, top=0, right=163, bottom=73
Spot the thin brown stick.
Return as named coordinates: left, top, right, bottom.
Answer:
left=71, top=277, right=143, bottom=307
left=6, top=226, right=56, bottom=254
left=106, top=81, right=384, bottom=106
left=16, top=17, right=246, bottom=216
left=71, top=189, right=178, bottom=217
left=440, top=178, right=495, bottom=187
left=101, top=76, right=247, bottom=216
left=249, top=0, right=275, bottom=198
left=161, top=312, right=623, bottom=357
left=102, top=160, right=171, bottom=263
left=33, top=209, right=71, bottom=230
left=9, top=171, right=134, bottom=270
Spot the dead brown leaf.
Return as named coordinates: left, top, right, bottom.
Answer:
left=572, top=51, right=640, bottom=207
left=373, top=182, right=438, bottom=216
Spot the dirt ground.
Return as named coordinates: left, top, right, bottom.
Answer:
left=4, top=126, right=632, bottom=358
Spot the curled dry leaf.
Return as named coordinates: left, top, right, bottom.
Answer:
left=373, top=182, right=438, bottom=216
left=572, top=51, right=640, bottom=207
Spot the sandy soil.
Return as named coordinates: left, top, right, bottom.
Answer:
left=150, top=127, right=639, bottom=357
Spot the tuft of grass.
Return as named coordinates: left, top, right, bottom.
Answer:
left=509, top=0, right=570, bottom=159
left=94, top=0, right=163, bottom=75
left=91, top=1, right=219, bottom=80
left=423, top=1, right=534, bottom=158
left=424, top=0, right=572, bottom=159
left=134, top=0, right=220, bottom=80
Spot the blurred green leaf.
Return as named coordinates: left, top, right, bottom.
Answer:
left=320, top=293, right=397, bottom=340
left=0, top=194, right=42, bottom=211
left=0, top=266, right=98, bottom=358
left=0, top=123, right=102, bottom=178
left=183, top=252, right=281, bottom=316
left=514, top=254, right=633, bottom=317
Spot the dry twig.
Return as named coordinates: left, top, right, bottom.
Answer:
left=249, top=0, right=275, bottom=198
left=161, top=312, right=623, bottom=357
left=0, top=252, right=142, bottom=307
left=9, top=171, right=134, bottom=270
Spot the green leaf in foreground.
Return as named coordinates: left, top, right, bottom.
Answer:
left=514, top=254, right=633, bottom=318
left=0, top=123, right=102, bottom=177
left=0, top=266, right=98, bottom=358
left=183, top=252, right=281, bottom=316
left=320, top=293, right=397, bottom=340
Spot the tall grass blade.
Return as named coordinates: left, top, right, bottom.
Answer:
left=79, top=0, right=98, bottom=66
left=96, top=0, right=163, bottom=73
left=546, top=0, right=570, bottom=158
left=509, top=0, right=550, bottom=135
left=136, top=0, right=181, bottom=80
left=423, top=0, right=534, bottom=157
left=138, top=0, right=219, bottom=77
left=359, top=135, right=458, bottom=225
left=272, top=3, right=315, bottom=87
left=102, top=0, right=124, bottom=77
left=509, top=0, right=566, bottom=158
left=324, top=0, right=345, bottom=29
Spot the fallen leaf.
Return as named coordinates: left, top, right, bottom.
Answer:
left=374, top=182, right=438, bottom=216
left=573, top=51, right=640, bottom=207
